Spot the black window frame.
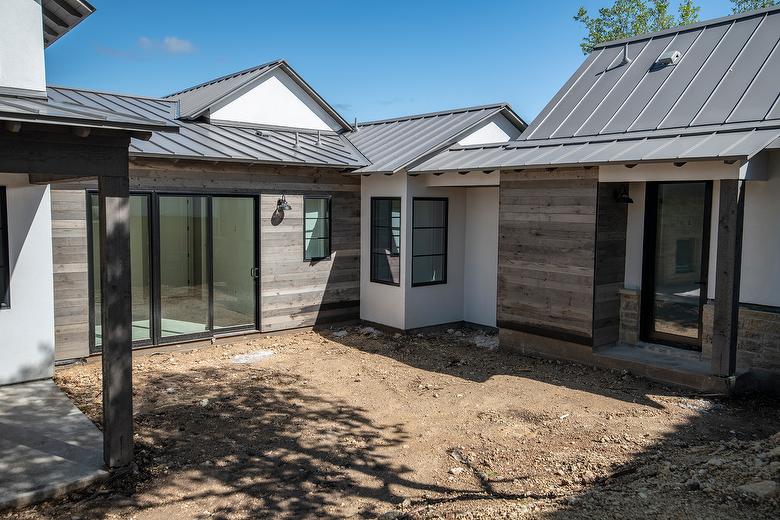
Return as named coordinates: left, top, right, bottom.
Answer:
left=411, top=197, right=448, bottom=287
left=0, top=187, right=10, bottom=309
left=303, top=195, right=332, bottom=261
left=370, top=197, right=401, bottom=286
left=87, top=190, right=260, bottom=353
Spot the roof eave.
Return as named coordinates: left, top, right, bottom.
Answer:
left=128, top=151, right=367, bottom=169
left=388, top=105, right=527, bottom=174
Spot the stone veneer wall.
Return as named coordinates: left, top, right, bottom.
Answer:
left=619, top=289, right=641, bottom=345
left=618, top=289, right=780, bottom=373
left=702, top=303, right=780, bottom=372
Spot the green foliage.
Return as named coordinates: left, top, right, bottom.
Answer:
left=731, top=0, right=779, bottom=13
left=575, top=0, right=701, bottom=54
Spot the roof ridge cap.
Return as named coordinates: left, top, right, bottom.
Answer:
left=163, top=59, right=284, bottom=98
left=593, top=4, right=780, bottom=50
left=356, top=103, right=510, bottom=127
left=47, top=84, right=174, bottom=103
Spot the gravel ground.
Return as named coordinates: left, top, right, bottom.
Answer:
left=3, top=326, right=778, bottom=519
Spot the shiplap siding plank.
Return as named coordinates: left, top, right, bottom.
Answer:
left=51, top=160, right=361, bottom=360
left=497, top=168, right=598, bottom=344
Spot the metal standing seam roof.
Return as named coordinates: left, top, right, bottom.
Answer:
left=346, top=104, right=527, bottom=174
left=46, top=86, right=369, bottom=168
left=410, top=127, right=780, bottom=172
left=41, top=0, right=95, bottom=48
left=412, top=5, right=780, bottom=173
left=163, top=60, right=354, bottom=131
left=523, top=5, right=780, bottom=142
left=0, top=94, right=176, bottom=134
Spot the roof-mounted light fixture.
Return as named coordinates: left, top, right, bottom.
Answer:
left=655, top=50, right=681, bottom=67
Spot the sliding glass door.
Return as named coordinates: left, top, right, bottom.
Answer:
left=91, top=193, right=258, bottom=350
left=90, top=194, right=153, bottom=347
left=158, top=195, right=210, bottom=338
left=212, top=197, right=256, bottom=330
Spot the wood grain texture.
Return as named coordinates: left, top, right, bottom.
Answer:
left=51, top=190, right=90, bottom=360
left=51, top=160, right=362, bottom=359
left=497, top=168, right=599, bottom=343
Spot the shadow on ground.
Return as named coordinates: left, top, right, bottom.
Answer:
left=327, top=328, right=675, bottom=408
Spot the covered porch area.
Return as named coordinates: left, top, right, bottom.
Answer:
left=0, top=97, right=175, bottom=508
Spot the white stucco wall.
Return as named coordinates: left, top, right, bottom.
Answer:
left=457, top=113, right=522, bottom=146
left=0, top=175, right=55, bottom=385
left=360, top=173, right=500, bottom=330
left=0, top=0, right=46, bottom=95
left=404, top=178, right=466, bottom=330
left=209, top=68, right=341, bottom=131
left=360, top=174, right=407, bottom=329
left=739, top=159, right=780, bottom=307
left=463, top=187, right=498, bottom=327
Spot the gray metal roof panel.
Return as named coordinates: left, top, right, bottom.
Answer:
left=520, top=7, right=780, bottom=144
left=0, top=94, right=176, bottom=133
left=410, top=128, right=780, bottom=172
left=348, top=104, right=526, bottom=173
left=47, top=86, right=368, bottom=168
left=163, top=61, right=354, bottom=131
left=164, top=61, right=281, bottom=119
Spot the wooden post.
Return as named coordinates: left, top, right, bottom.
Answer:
left=98, top=174, right=134, bottom=468
left=711, top=179, right=745, bottom=378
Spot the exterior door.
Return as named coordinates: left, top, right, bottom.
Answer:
left=641, top=182, right=712, bottom=349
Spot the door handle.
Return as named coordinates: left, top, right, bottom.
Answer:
left=250, top=267, right=260, bottom=279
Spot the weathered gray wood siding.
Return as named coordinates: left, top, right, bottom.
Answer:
left=51, top=159, right=360, bottom=360
left=260, top=192, right=360, bottom=332
left=497, top=168, right=598, bottom=345
left=51, top=189, right=90, bottom=360
left=593, top=182, right=628, bottom=347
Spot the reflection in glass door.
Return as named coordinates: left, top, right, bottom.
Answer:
left=642, top=182, right=711, bottom=349
left=158, top=195, right=210, bottom=338
left=212, top=197, right=256, bottom=330
left=91, top=193, right=258, bottom=348
left=91, top=194, right=152, bottom=348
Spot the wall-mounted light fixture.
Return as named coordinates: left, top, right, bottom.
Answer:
left=277, top=195, right=292, bottom=211
left=614, top=185, right=634, bottom=204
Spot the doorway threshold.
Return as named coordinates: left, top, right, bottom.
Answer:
left=593, top=343, right=729, bottom=394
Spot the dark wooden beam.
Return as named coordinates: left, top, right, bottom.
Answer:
left=0, top=131, right=130, bottom=178
left=711, top=179, right=745, bottom=378
left=50, top=0, right=84, bottom=17
left=42, top=6, right=68, bottom=27
left=98, top=174, right=134, bottom=469
left=28, top=174, right=94, bottom=184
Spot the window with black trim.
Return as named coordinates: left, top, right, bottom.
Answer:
left=370, top=197, right=401, bottom=285
left=0, top=187, right=9, bottom=308
left=304, top=196, right=331, bottom=260
left=412, top=198, right=447, bottom=286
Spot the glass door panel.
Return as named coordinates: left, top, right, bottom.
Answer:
left=643, top=182, right=710, bottom=348
left=212, top=197, right=256, bottom=329
left=158, top=195, right=209, bottom=337
left=91, top=194, right=152, bottom=347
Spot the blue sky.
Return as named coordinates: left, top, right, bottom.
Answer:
left=45, top=0, right=735, bottom=124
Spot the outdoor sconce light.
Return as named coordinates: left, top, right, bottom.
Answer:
left=277, top=195, right=292, bottom=211
left=614, top=186, right=634, bottom=204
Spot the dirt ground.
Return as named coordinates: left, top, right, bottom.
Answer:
left=3, top=326, right=779, bottom=519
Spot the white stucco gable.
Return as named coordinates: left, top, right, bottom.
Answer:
left=209, top=68, right=342, bottom=131
left=457, top=113, right=522, bottom=146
